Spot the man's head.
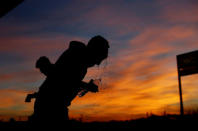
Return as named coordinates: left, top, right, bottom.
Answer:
left=36, top=56, right=52, bottom=76
left=86, top=35, right=109, bottom=67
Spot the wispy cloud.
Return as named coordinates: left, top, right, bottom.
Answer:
left=0, top=89, right=34, bottom=116
left=70, top=24, right=198, bottom=121
left=1, top=0, right=198, bottom=121
left=157, top=0, right=198, bottom=24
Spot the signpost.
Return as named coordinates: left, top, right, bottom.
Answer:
left=176, top=50, right=198, bottom=116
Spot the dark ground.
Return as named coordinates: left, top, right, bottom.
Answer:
left=0, top=114, right=198, bottom=130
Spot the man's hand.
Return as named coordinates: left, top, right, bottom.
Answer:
left=25, top=94, right=32, bottom=102
left=25, top=93, right=37, bottom=102
left=87, top=79, right=99, bottom=93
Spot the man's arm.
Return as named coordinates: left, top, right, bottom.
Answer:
left=80, top=80, right=98, bottom=93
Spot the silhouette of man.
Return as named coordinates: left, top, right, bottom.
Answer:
left=25, top=56, right=53, bottom=103
left=26, top=35, right=109, bottom=127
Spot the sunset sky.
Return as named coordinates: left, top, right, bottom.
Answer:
left=1, top=0, right=198, bottom=122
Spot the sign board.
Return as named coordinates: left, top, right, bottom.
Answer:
left=177, top=50, right=198, bottom=76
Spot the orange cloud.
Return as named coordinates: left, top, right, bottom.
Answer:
left=1, top=0, right=198, bottom=122
left=0, top=89, right=34, bottom=116
left=69, top=25, right=198, bottom=121
left=158, top=0, right=198, bottom=23
left=0, top=35, right=69, bottom=57
left=1, top=25, right=198, bottom=122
